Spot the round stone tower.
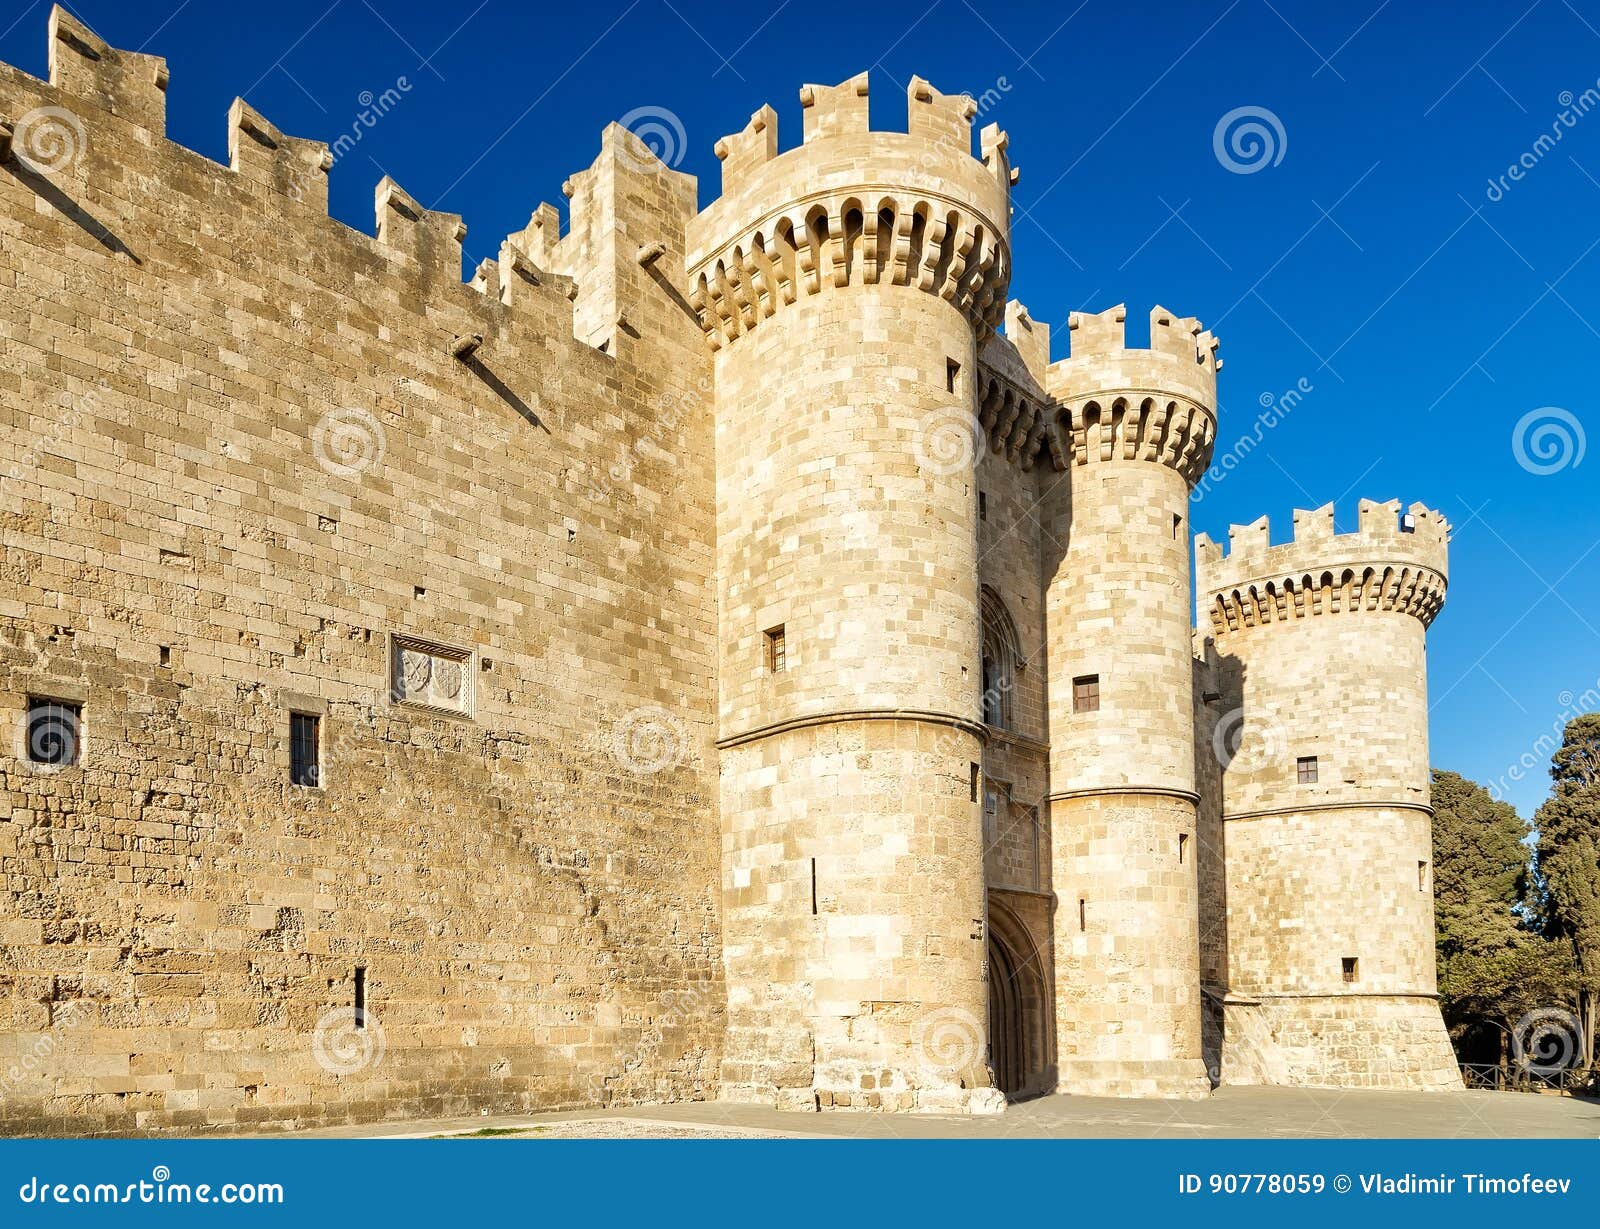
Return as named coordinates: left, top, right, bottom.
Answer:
left=689, top=73, right=1012, bottom=1113
left=1042, top=305, right=1218, bottom=1098
left=1194, top=500, right=1461, bottom=1089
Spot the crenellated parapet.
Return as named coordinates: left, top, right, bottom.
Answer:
left=1044, top=305, right=1219, bottom=484
left=687, top=72, right=1013, bottom=350
left=1196, top=499, right=1450, bottom=635
left=0, top=9, right=716, bottom=364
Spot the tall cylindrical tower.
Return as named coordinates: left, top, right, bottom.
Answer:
left=1194, top=499, right=1461, bottom=1089
left=690, top=74, right=1012, bottom=1113
left=1042, top=305, right=1218, bottom=1097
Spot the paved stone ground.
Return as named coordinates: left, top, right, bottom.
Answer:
left=292, top=1087, right=1600, bottom=1140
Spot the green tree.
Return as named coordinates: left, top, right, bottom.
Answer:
left=1431, top=770, right=1545, bottom=1064
left=1533, top=713, right=1600, bottom=1067
left=1432, top=770, right=1529, bottom=961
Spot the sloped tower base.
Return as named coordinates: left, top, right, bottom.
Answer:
left=1220, top=997, right=1462, bottom=1091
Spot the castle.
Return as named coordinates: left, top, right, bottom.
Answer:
left=0, top=9, right=1462, bottom=1134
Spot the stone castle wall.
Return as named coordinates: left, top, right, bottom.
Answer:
left=0, top=11, right=722, bottom=1134
left=0, top=7, right=1466, bottom=1132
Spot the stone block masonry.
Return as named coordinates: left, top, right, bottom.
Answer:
left=0, top=7, right=1459, bottom=1134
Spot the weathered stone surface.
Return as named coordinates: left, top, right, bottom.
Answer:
left=0, top=11, right=1458, bottom=1134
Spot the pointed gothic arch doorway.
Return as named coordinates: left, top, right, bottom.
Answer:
left=986, top=898, right=1049, bottom=1099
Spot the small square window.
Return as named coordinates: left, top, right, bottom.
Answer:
left=1341, top=956, right=1359, bottom=983
left=1297, top=755, right=1318, bottom=784
left=290, top=712, right=321, bottom=787
left=764, top=625, right=786, bottom=673
left=25, top=698, right=81, bottom=767
left=1073, top=675, right=1100, bottom=713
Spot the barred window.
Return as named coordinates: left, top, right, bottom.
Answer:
left=25, top=698, right=80, bottom=767
left=765, top=625, right=786, bottom=673
left=289, top=712, right=321, bottom=787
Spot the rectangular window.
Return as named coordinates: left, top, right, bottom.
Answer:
left=1297, top=755, right=1318, bottom=784
left=1179, top=833, right=1189, bottom=864
left=978, top=491, right=988, bottom=521
left=1418, top=860, right=1428, bottom=891
left=1342, top=956, right=1359, bottom=983
left=1173, top=513, right=1183, bottom=540
left=946, top=358, right=960, bottom=394
left=25, top=698, right=81, bottom=767
left=1073, top=674, right=1100, bottom=713
left=970, top=762, right=980, bottom=802
left=289, top=712, right=321, bottom=787
left=810, top=858, right=818, bottom=916
left=764, top=625, right=786, bottom=673
left=1078, top=898, right=1087, bottom=932
left=354, top=966, right=367, bottom=1028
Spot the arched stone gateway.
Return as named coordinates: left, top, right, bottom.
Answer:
left=986, top=899, right=1051, bottom=1099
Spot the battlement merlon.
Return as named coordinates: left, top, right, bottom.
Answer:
left=1046, top=304, right=1220, bottom=412
left=229, top=99, right=333, bottom=212
left=1195, top=500, right=1451, bottom=632
left=688, top=73, right=1012, bottom=349
left=46, top=6, right=168, bottom=133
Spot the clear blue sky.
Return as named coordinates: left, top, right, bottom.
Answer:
left=5, top=0, right=1596, bottom=818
